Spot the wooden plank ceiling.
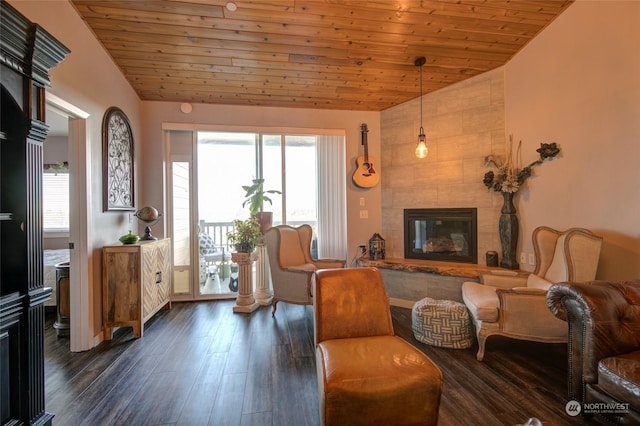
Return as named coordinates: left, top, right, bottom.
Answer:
left=71, top=0, right=574, bottom=111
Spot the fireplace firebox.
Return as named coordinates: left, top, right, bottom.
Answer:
left=404, top=208, right=477, bottom=264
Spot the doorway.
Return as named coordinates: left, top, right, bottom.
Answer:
left=45, top=93, right=91, bottom=352
left=165, top=128, right=241, bottom=301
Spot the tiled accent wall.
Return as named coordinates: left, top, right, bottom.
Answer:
left=380, top=68, right=505, bottom=264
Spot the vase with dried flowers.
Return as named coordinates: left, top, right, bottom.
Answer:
left=483, top=136, right=561, bottom=269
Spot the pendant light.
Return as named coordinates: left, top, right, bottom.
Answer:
left=414, top=57, right=428, bottom=159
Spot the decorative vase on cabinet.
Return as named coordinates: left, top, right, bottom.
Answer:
left=102, top=238, right=172, bottom=339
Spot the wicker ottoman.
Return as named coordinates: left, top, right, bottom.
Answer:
left=412, top=297, right=474, bottom=349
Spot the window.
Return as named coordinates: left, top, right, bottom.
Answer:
left=262, top=134, right=317, bottom=225
left=43, top=169, right=70, bottom=232
left=197, top=131, right=346, bottom=259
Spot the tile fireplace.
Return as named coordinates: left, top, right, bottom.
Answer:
left=404, top=208, right=478, bottom=264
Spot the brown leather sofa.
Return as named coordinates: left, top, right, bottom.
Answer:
left=547, top=280, right=640, bottom=425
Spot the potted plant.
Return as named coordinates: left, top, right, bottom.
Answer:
left=242, top=178, right=281, bottom=233
left=227, top=218, right=261, bottom=253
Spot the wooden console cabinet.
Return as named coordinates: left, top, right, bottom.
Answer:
left=102, top=238, right=172, bottom=339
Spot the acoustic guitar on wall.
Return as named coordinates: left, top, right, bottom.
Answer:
left=353, top=123, right=379, bottom=188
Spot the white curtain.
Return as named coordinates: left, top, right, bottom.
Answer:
left=316, top=135, right=347, bottom=260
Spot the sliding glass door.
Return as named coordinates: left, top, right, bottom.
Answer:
left=165, top=127, right=346, bottom=301
left=197, top=133, right=256, bottom=296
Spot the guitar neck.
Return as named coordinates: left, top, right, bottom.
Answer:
left=361, top=124, right=369, bottom=162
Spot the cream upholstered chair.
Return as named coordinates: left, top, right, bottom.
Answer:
left=462, top=226, right=603, bottom=361
left=264, top=224, right=345, bottom=317
left=314, top=267, right=442, bottom=425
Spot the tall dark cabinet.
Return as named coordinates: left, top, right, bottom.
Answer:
left=1, top=2, right=69, bottom=424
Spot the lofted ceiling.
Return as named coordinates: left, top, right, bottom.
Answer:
left=70, top=0, right=574, bottom=111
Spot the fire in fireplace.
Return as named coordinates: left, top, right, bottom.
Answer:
left=404, top=208, right=477, bottom=264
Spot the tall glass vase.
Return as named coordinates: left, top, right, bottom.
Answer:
left=499, top=191, right=519, bottom=269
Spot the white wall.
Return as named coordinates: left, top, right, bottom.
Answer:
left=505, top=0, right=640, bottom=279
left=140, top=101, right=382, bottom=264
left=10, top=0, right=142, bottom=341
left=43, top=135, right=68, bottom=164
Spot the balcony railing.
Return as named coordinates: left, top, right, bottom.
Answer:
left=198, top=219, right=317, bottom=254
left=198, top=220, right=235, bottom=252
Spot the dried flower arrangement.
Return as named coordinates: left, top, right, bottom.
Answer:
left=483, top=135, right=560, bottom=193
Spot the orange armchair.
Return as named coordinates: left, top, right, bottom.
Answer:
left=314, top=267, right=442, bottom=425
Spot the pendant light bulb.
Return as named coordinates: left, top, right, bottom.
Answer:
left=416, top=129, right=428, bottom=159
left=414, top=57, right=427, bottom=159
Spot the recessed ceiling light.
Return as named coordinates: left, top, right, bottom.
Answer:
left=225, top=2, right=237, bottom=12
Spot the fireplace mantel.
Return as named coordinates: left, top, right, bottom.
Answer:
left=358, top=257, right=527, bottom=307
left=359, top=257, right=523, bottom=279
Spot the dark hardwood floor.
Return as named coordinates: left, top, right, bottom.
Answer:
left=45, top=301, right=587, bottom=425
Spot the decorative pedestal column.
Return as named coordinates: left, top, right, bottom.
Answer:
left=231, top=251, right=259, bottom=313
left=253, top=241, right=273, bottom=306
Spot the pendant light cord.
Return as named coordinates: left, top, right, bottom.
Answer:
left=415, top=57, right=426, bottom=136
left=414, top=57, right=427, bottom=158
left=419, top=63, right=423, bottom=132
